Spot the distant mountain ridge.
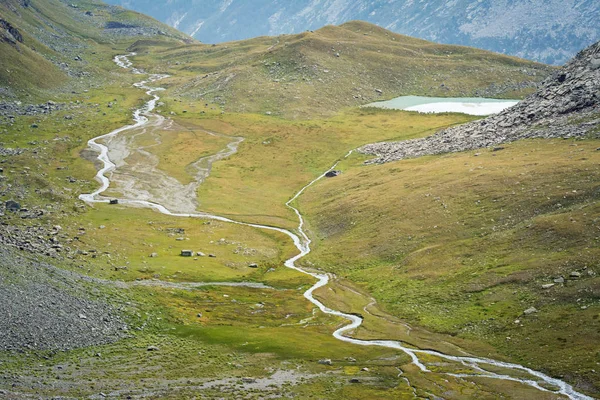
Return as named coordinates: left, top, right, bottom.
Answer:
left=145, top=21, right=553, bottom=118
left=104, top=0, right=599, bottom=65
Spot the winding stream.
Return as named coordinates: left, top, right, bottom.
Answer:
left=79, top=54, right=593, bottom=400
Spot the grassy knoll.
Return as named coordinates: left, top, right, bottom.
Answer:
left=130, top=20, right=553, bottom=118
left=298, top=137, right=600, bottom=394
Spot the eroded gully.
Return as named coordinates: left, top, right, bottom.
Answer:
left=78, top=54, right=592, bottom=400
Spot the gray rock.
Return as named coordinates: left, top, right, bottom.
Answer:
left=0, top=244, right=127, bottom=352
left=523, top=307, right=538, bottom=315
left=570, top=271, right=582, bottom=278
left=542, top=283, right=555, bottom=289
left=554, top=276, right=565, bottom=284
left=318, top=359, right=333, bottom=365
left=5, top=200, right=20, bottom=212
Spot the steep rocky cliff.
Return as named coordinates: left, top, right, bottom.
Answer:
left=360, top=41, right=600, bottom=164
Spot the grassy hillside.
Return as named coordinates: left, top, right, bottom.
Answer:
left=297, top=138, right=600, bottom=393
left=0, top=0, right=190, bottom=100
left=131, top=20, right=554, bottom=118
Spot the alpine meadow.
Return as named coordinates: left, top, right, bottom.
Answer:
left=0, top=1, right=598, bottom=399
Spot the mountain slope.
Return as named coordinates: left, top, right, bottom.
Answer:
left=360, top=40, right=600, bottom=163
left=137, top=21, right=553, bottom=118
left=0, top=0, right=190, bottom=100
left=296, top=41, right=600, bottom=395
left=104, top=0, right=599, bottom=65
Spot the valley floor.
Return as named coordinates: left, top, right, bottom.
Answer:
left=1, top=48, right=599, bottom=400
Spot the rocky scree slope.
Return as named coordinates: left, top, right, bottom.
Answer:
left=360, top=41, right=600, bottom=164
left=0, top=244, right=128, bottom=352
left=103, top=0, right=598, bottom=65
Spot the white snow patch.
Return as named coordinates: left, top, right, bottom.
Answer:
left=190, top=20, right=205, bottom=37
left=172, top=12, right=187, bottom=29
left=220, top=0, right=234, bottom=13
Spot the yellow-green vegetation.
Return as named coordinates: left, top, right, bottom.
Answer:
left=144, top=119, right=235, bottom=185
left=298, top=137, right=600, bottom=391
left=176, top=109, right=474, bottom=228
left=131, top=20, right=553, bottom=118
left=0, top=0, right=189, bottom=100
left=64, top=203, right=304, bottom=286
left=3, top=1, right=598, bottom=397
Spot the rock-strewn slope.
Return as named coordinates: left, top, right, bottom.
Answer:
left=0, top=244, right=128, bottom=351
left=360, top=41, right=600, bottom=164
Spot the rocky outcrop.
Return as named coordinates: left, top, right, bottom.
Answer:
left=0, top=100, right=68, bottom=118
left=0, top=18, right=23, bottom=46
left=359, top=41, right=600, bottom=164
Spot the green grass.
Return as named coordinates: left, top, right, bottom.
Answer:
left=0, top=0, right=189, bottom=100
left=179, top=109, right=474, bottom=229
left=297, top=138, right=600, bottom=394
left=130, top=20, right=553, bottom=118
left=2, top=3, right=597, bottom=397
left=62, top=203, right=303, bottom=285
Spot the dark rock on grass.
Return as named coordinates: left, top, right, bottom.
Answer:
left=5, top=200, right=20, bottom=212
left=0, top=18, right=24, bottom=44
left=105, top=21, right=136, bottom=29
left=0, top=147, right=24, bottom=156
left=0, top=244, right=127, bottom=351
left=360, top=41, right=600, bottom=164
left=325, top=170, right=341, bottom=178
